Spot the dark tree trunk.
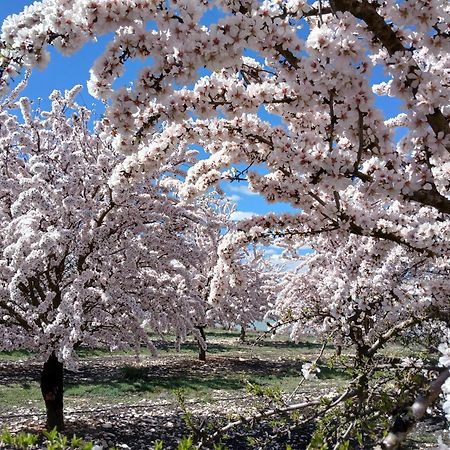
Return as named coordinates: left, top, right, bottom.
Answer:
left=40, top=352, right=64, bottom=431
left=239, top=325, right=246, bottom=343
left=195, top=326, right=207, bottom=361
left=355, top=346, right=370, bottom=415
left=335, top=345, right=342, bottom=356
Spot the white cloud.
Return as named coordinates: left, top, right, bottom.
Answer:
left=228, top=194, right=241, bottom=202
left=230, top=210, right=259, bottom=221
left=268, top=253, right=301, bottom=271
left=227, top=184, right=259, bottom=196
left=262, top=244, right=284, bottom=255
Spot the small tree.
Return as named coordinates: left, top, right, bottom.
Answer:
left=208, top=245, right=276, bottom=334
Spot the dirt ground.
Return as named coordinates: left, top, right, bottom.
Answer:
left=1, top=334, right=449, bottom=449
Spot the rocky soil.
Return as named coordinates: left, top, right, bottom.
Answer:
left=1, top=344, right=449, bottom=449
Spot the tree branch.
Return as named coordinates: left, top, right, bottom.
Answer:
left=330, top=0, right=450, bottom=151
left=380, top=368, right=450, bottom=449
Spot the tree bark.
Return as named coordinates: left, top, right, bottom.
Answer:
left=40, top=352, right=64, bottom=431
left=195, top=326, right=207, bottom=361
left=239, top=325, right=246, bottom=343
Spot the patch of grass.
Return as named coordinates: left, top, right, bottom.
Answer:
left=245, top=374, right=301, bottom=392
left=0, top=367, right=351, bottom=412
left=63, top=372, right=246, bottom=404
left=245, top=364, right=351, bottom=393
left=317, top=366, right=352, bottom=380
left=1, top=359, right=346, bottom=409
left=75, top=341, right=214, bottom=359
left=0, top=350, right=33, bottom=361
left=157, top=341, right=232, bottom=355
left=76, top=347, right=152, bottom=358
left=0, top=383, right=43, bottom=411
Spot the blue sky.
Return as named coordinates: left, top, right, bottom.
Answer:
left=1, top=1, right=403, bottom=260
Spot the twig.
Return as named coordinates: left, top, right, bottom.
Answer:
left=286, top=340, right=328, bottom=403
left=332, top=420, right=356, bottom=450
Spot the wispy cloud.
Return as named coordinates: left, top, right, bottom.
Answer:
left=228, top=194, right=241, bottom=202
left=227, top=184, right=259, bottom=196
left=230, top=210, right=259, bottom=221
left=268, top=253, right=301, bottom=271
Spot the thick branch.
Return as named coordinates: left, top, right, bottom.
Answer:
left=331, top=0, right=404, bottom=55
left=348, top=220, right=436, bottom=257
left=274, top=44, right=299, bottom=69
left=0, top=299, right=32, bottom=330
left=406, top=187, right=450, bottom=215
left=330, top=0, right=450, bottom=150
left=367, top=317, right=420, bottom=358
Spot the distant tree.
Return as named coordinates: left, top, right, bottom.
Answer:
left=186, top=196, right=274, bottom=360
left=208, top=245, right=277, bottom=334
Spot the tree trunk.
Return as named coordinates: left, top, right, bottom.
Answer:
left=40, top=352, right=64, bottom=431
left=239, top=325, right=246, bottom=343
left=196, top=326, right=207, bottom=361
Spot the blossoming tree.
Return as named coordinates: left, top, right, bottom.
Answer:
left=0, top=85, right=222, bottom=430
left=275, top=234, right=449, bottom=353
left=184, top=195, right=273, bottom=360
left=1, top=0, right=446, bottom=269
left=272, top=234, right=450, bottom=445
left=0, top=0, right=449, bottom=445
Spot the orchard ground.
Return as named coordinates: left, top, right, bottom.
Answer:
left=0, top=330, right=448, bottom=449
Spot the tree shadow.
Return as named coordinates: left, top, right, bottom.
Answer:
left=157, top=341, right=232, bottom=354
left=65, top=368, right=245, bottom=395
left=248, top=340, right=334, bottom=351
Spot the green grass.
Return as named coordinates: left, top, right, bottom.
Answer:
left=0, top=383, right=43, bottom=411
left=65, top=375, right=244, bottom=401
left=0, top=374, right=266, bottom=410
left=0, top=329, right=427, bottom=412
left=0, top=363, right=351, bottom=412
left=0, top=350, right=33, bottom=361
